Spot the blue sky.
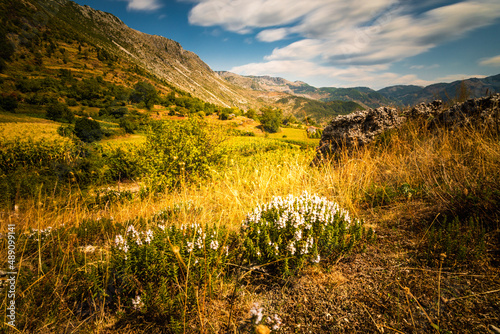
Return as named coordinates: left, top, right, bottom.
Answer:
left=73, top=0, right=500, bottom=89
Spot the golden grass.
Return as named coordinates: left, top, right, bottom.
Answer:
left=1, top=119, right=498, bottom=333
left=8, top=120, right=499, bottom=232
left=0, top=121, right=68, bottom=142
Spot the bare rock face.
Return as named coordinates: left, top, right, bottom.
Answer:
left=315, top=106, right=404, bottom=160
left=315, top=94, right=500, bottom=161
left=431, top=94, right=500, bottom=129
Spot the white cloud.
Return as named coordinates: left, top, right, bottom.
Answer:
left=257, top=28, right=290, bottom=42
left=189, top=0, right=500, bottom=87
left=410, top=64, right=439, bottom=70
left=125, top=0, right=162, bottom=11
left=479, top=55, right=500, bottom=67
left=231, top=60, right=433, bottom=89
left=188, top=0, right=325, bottom=33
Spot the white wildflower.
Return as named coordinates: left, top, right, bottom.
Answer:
left=250, top=303, right=264, bottom=324
left=294, top=229, right=302, bottom=241
left=132, top=295, right=144, bottom=311
left=270, top=314, right=282, bottom=330
left=186, top=241, right=194, bottom=253
left=210, top=240, right=219, bottom=251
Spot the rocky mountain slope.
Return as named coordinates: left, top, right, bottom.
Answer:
left=31, top=0, right=255, bottom=108
left=218, top=71, right=391, bottom=109
left=219, top=71, right=500, bottom=109
left=378, top=74, right=500, bottom=106
left=0, top=0, right=367, bottom=123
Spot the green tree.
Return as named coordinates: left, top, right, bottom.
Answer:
left=74, top=117, right=103, bottom=143
left=245, top=108, right=257, bottom=120
left=260, top=107, right=282, bottom=133
left=46, top=102, right=74, bottom=123
left=130, top=81, right=158, bottom=110
left=0, top=93, right=18, bottom=112
left=143, top=118, right=227, bottom=191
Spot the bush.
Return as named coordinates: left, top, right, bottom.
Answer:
left=119, top=117, right=138, bottom=134
left=240, top=191, right=374, bottom=276
left=260, top=107, right=282, bottom=133
left=0, top=93, right=18, bottom=111
left=111, top=216, right=230, bottom=325
left=130, top=81, right=158, bottom=110
left=74, top=117, right=103, bottom=143
left=46, top=102, right=74, bottom=123
left=423, top=215, right=487, bottom=268
left=142, top=118, right=227, bottom=192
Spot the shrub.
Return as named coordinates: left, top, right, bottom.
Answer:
left=57, top=125, right=74, bottom=138
left=142, top=118, right=227, bottom=192
left=260, top=107, right=282, bottom=133
left=119, top=117, right=138, bottom=134
left=423, top=215, right=487, bottom=268
left=0, top=93, right=18, bottom=111
left=130, top=81, right=158, bottom=110
left=46, top=102, right=74, bottom=123
left=111, top=217, right=230, bottom=325
left=240, top=191, right=374, bottom=276
left=74, top=117, right=103, bottom=143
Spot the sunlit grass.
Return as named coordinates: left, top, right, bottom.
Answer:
left=1, top=116, right=498, bottom=332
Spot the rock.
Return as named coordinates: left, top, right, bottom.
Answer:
left=315, top=94, right=500, bottom=162
left=315, top=106, right=404, bottom=160
left=431, top=94, right=500, bottom=130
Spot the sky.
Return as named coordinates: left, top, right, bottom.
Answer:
left=72, top=0, right=500, bottom=90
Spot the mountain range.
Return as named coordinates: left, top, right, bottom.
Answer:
left=1, top=0, right=499, bottom=124
left=218, top=71, right=500, bottom=109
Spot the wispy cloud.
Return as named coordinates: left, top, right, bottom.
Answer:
left=124, top=0, right=162, bottom=11
left=479, top=55, right=500, bottom=67
left=188, top=0, right=500, bottom=86
left=231, top=60, right=433, bottom=89
left=410, top=64, right=439, bottom=70
left=256, top=28, right=290, bottom=42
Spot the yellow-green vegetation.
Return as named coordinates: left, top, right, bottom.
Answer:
left=0, top=115, right=499, bottom=333
left=0, top=121, right=66, bottom=141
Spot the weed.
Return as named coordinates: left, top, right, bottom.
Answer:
left=424, top=216, right=487, bottom=268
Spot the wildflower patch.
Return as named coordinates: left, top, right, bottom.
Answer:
left=111, top=219, right=230, bottom=322
left=241, top=191, right=374, bottom=276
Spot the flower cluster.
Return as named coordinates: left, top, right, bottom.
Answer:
left=114, top=225, right=154, bottom=254
left=241, top=191, right=368, bottom=275
left=249, top=303, right=282, bottom=331
left=131, top=295, right=144, bottom=311
left=27, top=227, right=54, bottom=242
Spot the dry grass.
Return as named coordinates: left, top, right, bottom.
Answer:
left=1, top=120, right=499, bottom=333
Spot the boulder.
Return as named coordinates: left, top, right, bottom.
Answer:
left=315, top=94, right=500, bottom=162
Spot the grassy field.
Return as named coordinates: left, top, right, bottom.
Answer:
left=0, top=116, right=499, bottom=333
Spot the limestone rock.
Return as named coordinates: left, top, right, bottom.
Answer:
left=315, top=94, right=500, bottom=162
left=315, top=106, right=404, bottom=160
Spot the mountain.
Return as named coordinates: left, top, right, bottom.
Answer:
left=218, top=72, right=395, bottom=109
left=2, top=0, right=498, bottom=126
left=378, top=74, right=500, bottom=106
left=219, top=71, right=500, bottom=110
left=0, top=0, right=366, bottom=124
left=0, top=0, right=257, bottom=109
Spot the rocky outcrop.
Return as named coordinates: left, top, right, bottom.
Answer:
left=431, top=94, right=500, bottom=129
left=315, top=106, right=403, bottom=159
left=315, top=94, right=500, bottom=161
